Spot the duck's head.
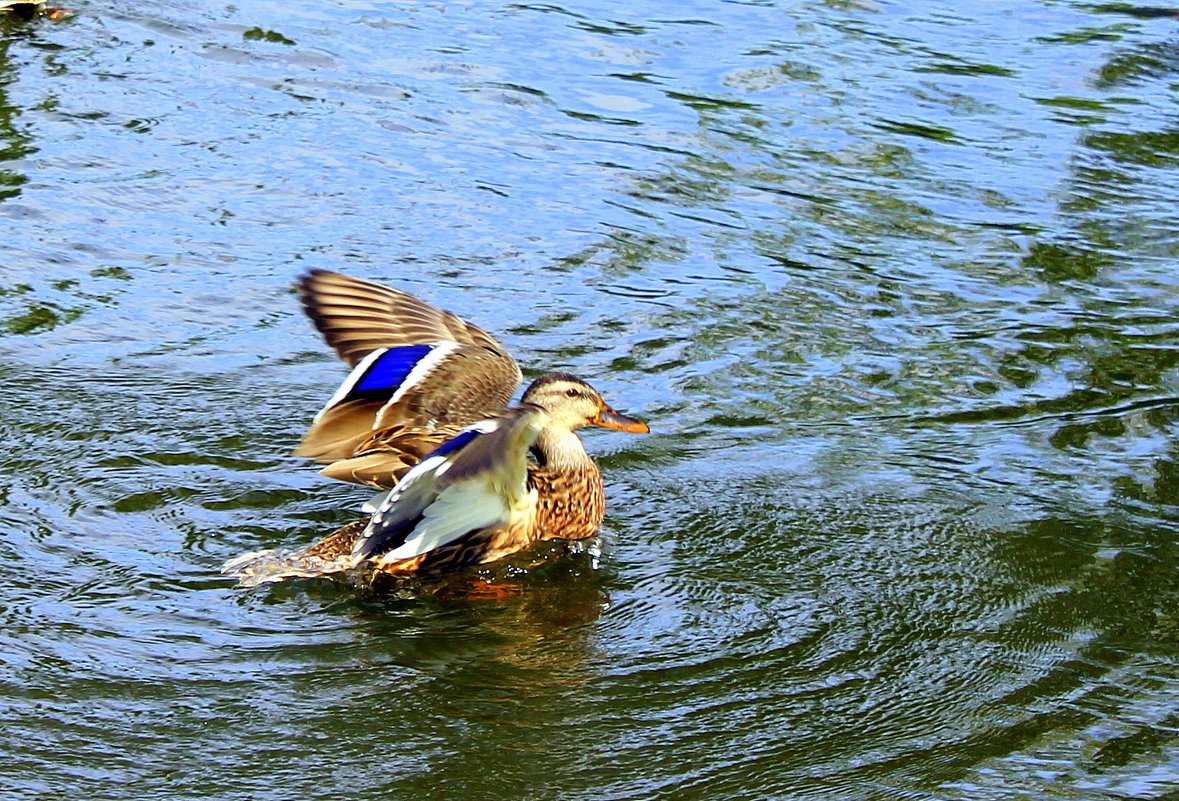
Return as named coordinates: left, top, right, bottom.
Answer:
left=522, top=373, right=649, bottom=434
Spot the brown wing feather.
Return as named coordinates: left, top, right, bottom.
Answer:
left=298, top=270, right=517, bottom=368
left=294, top=398, right=388, bottom=461
left=316, top=422, right=466, bottom=488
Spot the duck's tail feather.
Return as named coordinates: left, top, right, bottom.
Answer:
left=220, top=548, right=355, bottom=586
left=221, top=519, right=367, bottom=586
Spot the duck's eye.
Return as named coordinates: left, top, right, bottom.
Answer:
left=566, top=387, right=580, bottom=397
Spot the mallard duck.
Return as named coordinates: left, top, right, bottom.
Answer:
left=222, top=270, right=649, bottom=585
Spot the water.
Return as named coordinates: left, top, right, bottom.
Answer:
left=2, top=0, right=1179, bottom=798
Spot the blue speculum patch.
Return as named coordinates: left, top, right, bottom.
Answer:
left=355, top=345, right=434, bottom=393
left=429, top=428, right=481, bottom=458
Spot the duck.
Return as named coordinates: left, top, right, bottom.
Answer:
left=222, top=270, right=649, bottom=586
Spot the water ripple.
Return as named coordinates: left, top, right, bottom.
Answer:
left=3, top=0, right=1179, bottom=798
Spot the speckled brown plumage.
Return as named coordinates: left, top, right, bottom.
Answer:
left=527, top=463, right=606, bottom=543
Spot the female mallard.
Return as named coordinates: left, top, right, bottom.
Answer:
left=222, top=270, right=648, bottom=585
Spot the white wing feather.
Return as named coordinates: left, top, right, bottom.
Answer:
left=375, top=475, right=510, bottom=563
left=312, top=347, right=388, bottom=422
left=354, top=412, right=544, bottom=564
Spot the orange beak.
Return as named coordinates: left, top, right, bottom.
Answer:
left=591, top=405, right=650, bottom=434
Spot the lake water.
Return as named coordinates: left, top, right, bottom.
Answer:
left=2, top=1, right=1179, bottom=798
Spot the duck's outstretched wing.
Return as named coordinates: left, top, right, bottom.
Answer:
left=351, top=410, right=545, bottom=568
left=294, top=270, right=523, bottom=465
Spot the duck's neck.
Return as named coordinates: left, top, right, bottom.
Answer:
left=532, top=427, right=595, bottom=472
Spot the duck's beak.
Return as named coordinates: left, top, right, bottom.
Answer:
left=592, top=405, right=650, bottom=434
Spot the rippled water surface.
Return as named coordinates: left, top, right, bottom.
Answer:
left=3, top=0, right=1179, bottom=798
